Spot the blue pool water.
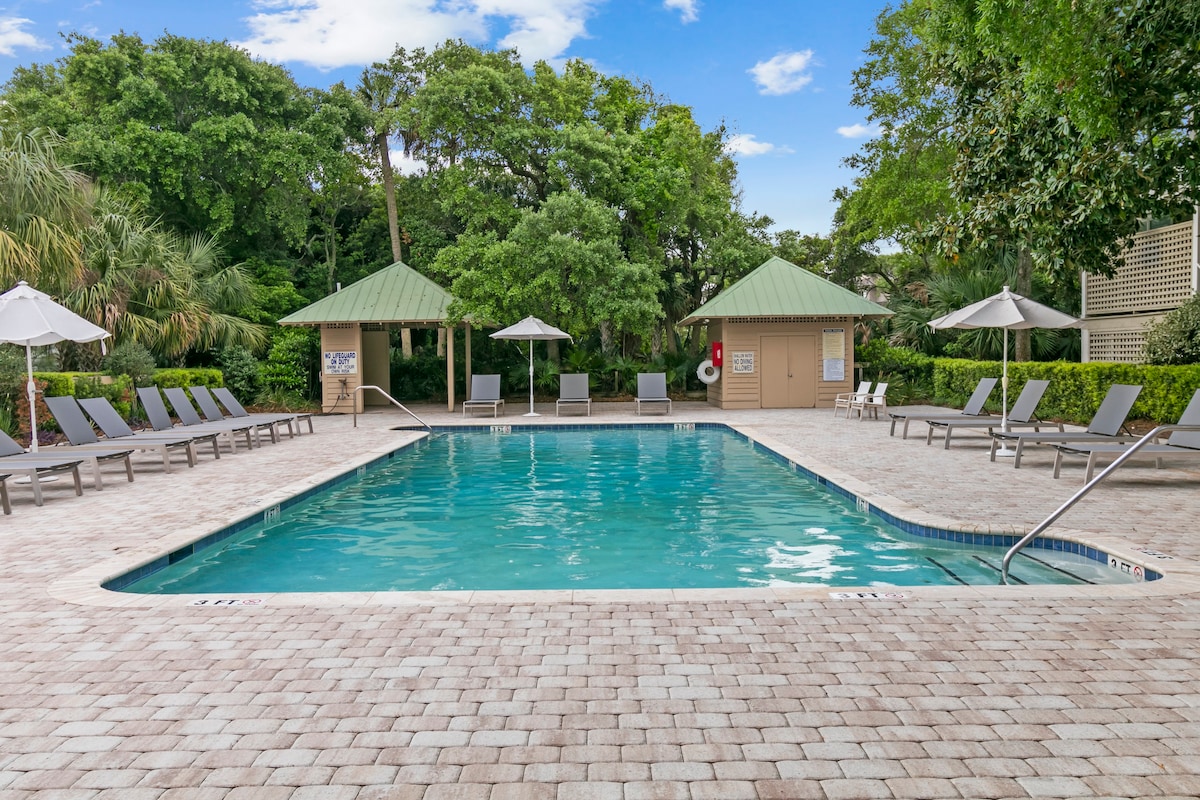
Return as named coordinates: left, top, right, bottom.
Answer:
left=122, top=427, right=1135, bottom=593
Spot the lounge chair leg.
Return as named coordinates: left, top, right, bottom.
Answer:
left=91, top=460, right=104, bottom=491
left=123, top=455, right=135, bottom=483
left=30, top=473, right=44, bottom=506
left=1012, top=442, right=1024, bottom=468
left=943, top=429, right=954, bottom=449
left=0, top=478, right=9, bottom=515
left=71, top=465, right=82, bottom=496
left=1053, top=451, right=1064, bottom=479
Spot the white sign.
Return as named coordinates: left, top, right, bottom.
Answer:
left=731, top=351, right=755, bottom=374
left=323, top=351, right=358, bottom=375
left=822, top=358, right=845, bottom=382
left=822, top=328, right=846, bottom=360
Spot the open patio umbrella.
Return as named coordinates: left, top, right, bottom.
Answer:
left=489, top=316, right=572, bottom=417
left=0, top=281, right=111, bottom=452
left=928, top=285, right=1081, bottom=455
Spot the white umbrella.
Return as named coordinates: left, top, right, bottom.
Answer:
left=489, top=316, right=573, bottom=417
left=929, top=285, right=1081, bottom=454
left=0, top=281, right=111, bottom=452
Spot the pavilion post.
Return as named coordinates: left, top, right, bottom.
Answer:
left=445, top=324, right=455, bottom=412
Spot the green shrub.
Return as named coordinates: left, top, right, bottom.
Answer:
left=390, top=352, right=449, bottom=401
left=32, top=372, right=74, bottom=397
left=261, top=328, right=318, bottom=397
left=931, top=359, right=1200, bottom=425
left=856, top=341, right=936, bottom=403
left=1143, top=296, right=1200, bottom=365
left=152, top=368, right=224, bottom=390
left=73, top=375, right=134, bottom=419
left=218, top=345, right=262, bottom=401
left=102, top=342, right=157, bottom=389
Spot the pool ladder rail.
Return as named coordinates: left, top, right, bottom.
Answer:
left=351, top=385, right=434, bottom=434
left=1001, top=422, right=1200, bottom=584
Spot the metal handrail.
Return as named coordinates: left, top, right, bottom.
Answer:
left=351, top=385, right=434, bottom=434
left=1000, top=422, right=1200, bottom=584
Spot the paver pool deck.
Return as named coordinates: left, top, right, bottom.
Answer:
left=3, top=402, right=1199, bottom=799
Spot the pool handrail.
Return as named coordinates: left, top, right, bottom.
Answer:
left=352, top=385, right=434, bottom=434
left=1001, top=422, right=1200, bottom=584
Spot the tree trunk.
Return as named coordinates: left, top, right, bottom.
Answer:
left=1015, top=245, right=1034, bottom=361
left=400, top=328, right=413, bottom=358
left=437, top=327, right=446, bottom=357
left=650, top=327, right=663, bottom=359
left=378, top=130, right=402, bottom=264
left=547, top=339, right=560, bottom=363
left=599, top=321, right=613, bottom=357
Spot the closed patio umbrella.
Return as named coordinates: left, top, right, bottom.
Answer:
left=929, top=285, right=1081, bottom=455
left=0, top=281, right=111, bottom=451
left=490, top=316, right=573, bottom=417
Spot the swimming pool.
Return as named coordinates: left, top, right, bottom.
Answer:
left=117, top=426, right=1140, bottom=593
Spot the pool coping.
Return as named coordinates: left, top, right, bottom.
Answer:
left=48, top=421, right=1200, bottom=608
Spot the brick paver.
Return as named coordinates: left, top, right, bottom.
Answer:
left=2, top=402, right=1199, bottom=798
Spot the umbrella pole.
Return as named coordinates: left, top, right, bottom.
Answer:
left=525, top=342, right=539, bottom=417
left=995, top=328, right=1015, bottom=457
left=25, top=344, right=38, bottom=453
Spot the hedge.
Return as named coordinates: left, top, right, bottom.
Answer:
left=150, top=368, right=224, bottom=390
left=931, top=359, right=1200, bottom=425
left=22, top=369, right=222, bottom=431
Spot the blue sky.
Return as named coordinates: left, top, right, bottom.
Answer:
left=0, top=0, right=889, bottom=237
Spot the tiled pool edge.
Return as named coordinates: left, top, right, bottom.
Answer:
left=50, top=421, right=1195, bottom=608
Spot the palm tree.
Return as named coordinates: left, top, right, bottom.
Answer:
left=0, top=128, right=92, bottom=291
left=65, top=191, right=266, bottom=366
left=356, top=48, right=426, bottom=357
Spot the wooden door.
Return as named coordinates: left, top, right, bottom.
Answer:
left=760, top=335, right=817, bottom=408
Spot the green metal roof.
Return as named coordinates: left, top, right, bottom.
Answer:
left=678, top=256, right=894, bottom=323
left=278, top=261, right=455, bottom=326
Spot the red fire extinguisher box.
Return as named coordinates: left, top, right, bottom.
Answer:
left=711, top=341, right=723, bottom=367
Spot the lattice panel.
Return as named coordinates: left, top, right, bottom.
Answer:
left=1086, top=330, right=1148, bottom=363
left=1085, top=221, right=1195, bottom=315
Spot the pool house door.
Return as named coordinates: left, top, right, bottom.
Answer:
left=760, top=334, right=817, bottom=408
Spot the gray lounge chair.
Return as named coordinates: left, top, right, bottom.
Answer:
left=989, top=383, right=1144, bottom=468
left=1051, top=387, right=1200, bottom=481
left=888, top=377, right=999, bottom=438
left=635, top=373, right=671, bottom=415
left=190, top=386, right=282, bottom=443
left=45, top=394, right=204, bottom=472
left=556, top=374, right=591, bottom=416
left=925, top=379, right=1062, bottom=448
left=0, top=447, right=84, bottom=508
left=0, top=427, right=132, bottom=491
left=463, top=375, right=505, bottom=417
left=156, top=387, right=259, bottom=451
left=211, top=386, right=313, bottom=435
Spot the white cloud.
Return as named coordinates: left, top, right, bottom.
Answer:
left=0, top=16, right=47, bottom=57
left=724, top=134, right=792, bottom=157
left=836, top=123, right=881, bottom=139
left=663, top=0, right=699, bottom=23
left=389, top=148, right=426, bottom=177
left=236, top=0, right=599, bottom=70
left=748, top=49, right=816, bottom=96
